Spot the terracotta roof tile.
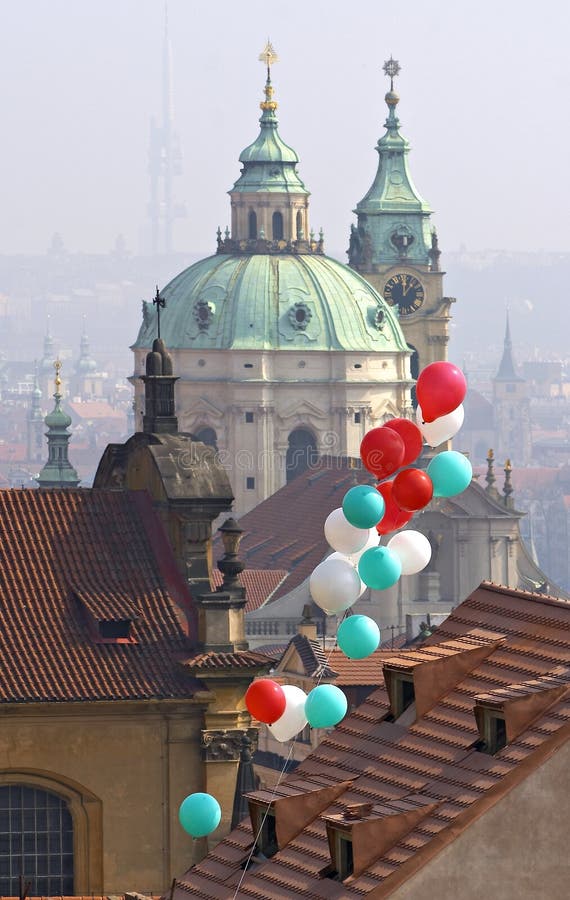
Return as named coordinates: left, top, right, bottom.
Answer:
left=214, top=458, right=373, bottom=601
left=182, top=650, right=275, bottom=671
left=0, top=488, right=201, bottom=702
left=174, top=581, right=570, bottom=897
left=210, top=568, right=288, bottom=612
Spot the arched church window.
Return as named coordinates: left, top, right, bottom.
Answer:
left=286, top=428, right=318, bottom=483
left=408, top=344, right=420, bottom=409
left=194, top=427, right=218, bottom=451
left=0, top=785, right=74, bottom=896
left=296, top=210, right=303, bottom=240
left=248, top=211, right=257, bottom=240
left=272, top=211, right=284, bottom=241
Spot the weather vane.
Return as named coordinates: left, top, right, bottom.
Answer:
left=153, top=285, right=166, bottom=340
left=54, top=359, right=62, bottom=392
left=259, top=40, right=279, bottom=78
left=383, top=57, right=401, bottom=91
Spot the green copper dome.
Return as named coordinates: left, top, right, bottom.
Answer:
left=134, top=253, right=408, bottom=353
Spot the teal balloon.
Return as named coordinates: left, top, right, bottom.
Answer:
left=427, top=450, right=473, bottom=498
left=358, top=545, right=402, bottom=590
left=305, top=684, right=348, bottom=728
left=337, top=615, right=380, bottom=659
left=342, top=484, right=385, bottom=529
left=179, top=792, right=221, bottom=838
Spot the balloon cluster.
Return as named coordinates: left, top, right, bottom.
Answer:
left=179, top=363, right=472, bottom=833
left=304, top=361, right=470, bottom=727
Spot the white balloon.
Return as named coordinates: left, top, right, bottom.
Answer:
left=324, top=508, right=370, bottom=555
left=310, top=557, right=361, bottom=615
left=387, top=530, right=432, bottom=575
left=268, top=685, right=308, bottom=742
left=416, top=403, right=465, bottom=447
left=352, top=527, right=380, bottom=560
left=328, top=551, right=368, bottom=597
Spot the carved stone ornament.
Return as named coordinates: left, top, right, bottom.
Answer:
left=287, top=301, right=313, bottom=331
left=193, top=299, right=215, bottom=331
left=201, top=728, right=258, bottom=762
left=372, top=306, right=386, bottom=330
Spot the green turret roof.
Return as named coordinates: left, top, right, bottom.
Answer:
left=231, top=72, right=308, bottom=195
left=351, top=59, right=434, bottom=268
left=134, top=253, right=408, bottom=353
left=37, top=361, right=79, bottom=489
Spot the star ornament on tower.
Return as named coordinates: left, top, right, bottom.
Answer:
left=383, top=56, right=401, bottom=90
left=258, top=40, right=279, bottom=71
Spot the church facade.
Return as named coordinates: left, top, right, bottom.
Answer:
left=133, top=55, right=414, bottom=516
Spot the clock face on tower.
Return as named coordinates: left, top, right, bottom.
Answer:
left=384, top=273, right=425, bottom=315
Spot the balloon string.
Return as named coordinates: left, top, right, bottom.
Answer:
left=231, top=740, right=296, bottom=900
left=232, top=621, right=344, bottom=899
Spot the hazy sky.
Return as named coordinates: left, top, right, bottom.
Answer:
left=1, top=0, right=569, bottom=256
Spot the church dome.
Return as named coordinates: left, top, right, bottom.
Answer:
left=133, top=252, right=408, bottom=353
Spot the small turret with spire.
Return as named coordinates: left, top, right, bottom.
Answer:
left=141, top=287, right=179, bottom=434
left=36, top=360, right=80, bottom=489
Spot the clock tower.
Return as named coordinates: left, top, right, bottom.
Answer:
left=348, top=58, right=455, bottom=380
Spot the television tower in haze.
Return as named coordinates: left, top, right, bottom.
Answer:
left=148, top=3, right=185, bottom=254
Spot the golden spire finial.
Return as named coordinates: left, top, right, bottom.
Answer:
left=54, top=358, right=62, bottom=392
left=259, top=40, right=278, bottom=112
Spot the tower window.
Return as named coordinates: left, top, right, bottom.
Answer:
left=245, top=412, right=254, bottom=423
left=296, top=210, right=303, bottom=239
left=354, top=412, right=361, bottom=424
left=272, top=211, right=284, bottom=241
left=248, top=210, right=257, bottom=240
left=246, top=477, right=255, bottom=490
left=353, top=363, right=362, bottom=369
left=244, top=363, right=254, bottom=369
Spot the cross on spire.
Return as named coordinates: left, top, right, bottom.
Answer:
left=153, top=285, right=166, bottom=339
left=383, top=56, right=401, bottom=91
left=258, top=39, right=279, bottom=79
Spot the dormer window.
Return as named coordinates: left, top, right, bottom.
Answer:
left=386, top=673, right=415, bottom=720
left=249, top=802, right=278, bottom=859
left=98, top=619, right=132, bottom=641
left=475, top=707, right=508, bottom=755
left=327, top=828, right=354, bottom=880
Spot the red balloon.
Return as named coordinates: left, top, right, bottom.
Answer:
left=392, top=468, right=434, bottom=512
left=360, top=427, right=405, bottom=479
left=245, top=679, right=286, bottom=725
left=416, top=362, right=467, bottom=424
left=384, top=418, right=423, bottom=467
left=375, top=480, right=413, bottom=534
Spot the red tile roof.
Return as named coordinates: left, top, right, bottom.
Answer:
left=182, top=650, right=276, bottom=671
left=210, top=568, right=289, bottom=612
left=174, top=581, right=570, bottom=898
left=327, top=648, right=400, bottom=686
left=215, top=458, right=372, bottom=603
left=0, top=488, right=200, bottom=702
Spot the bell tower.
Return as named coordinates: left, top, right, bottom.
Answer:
left=348, top=58, right=455, bottom=377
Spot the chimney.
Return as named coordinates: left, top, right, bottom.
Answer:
left=297, top=604, right=318, bottom=640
